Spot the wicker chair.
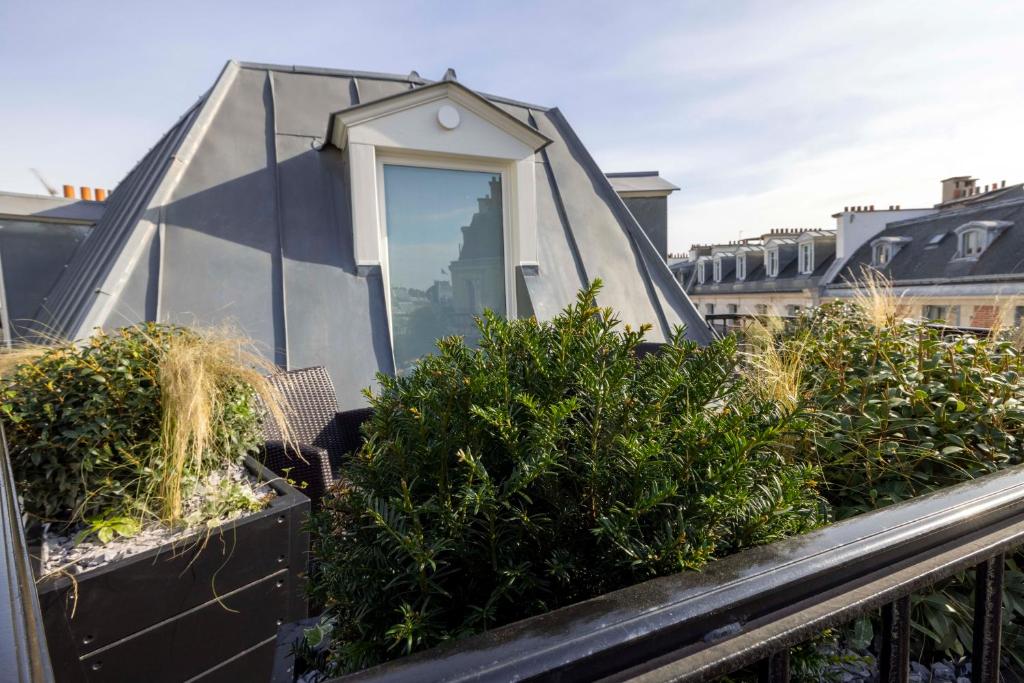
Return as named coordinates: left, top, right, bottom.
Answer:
left=259, top=366, right=373, bottom=505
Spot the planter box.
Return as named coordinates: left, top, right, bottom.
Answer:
left=36, top=456, right=309, bottom=683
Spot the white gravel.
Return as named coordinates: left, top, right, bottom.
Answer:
left=38, top=462, right=274, bottom=577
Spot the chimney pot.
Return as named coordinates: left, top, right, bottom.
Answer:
left=870, top=205, right=875, bottom=211
left=1002, top=180, right=1007, bottom=188
left=80, top=186, right=93, bottom=201
left=95, top=188, right=107, bottom=202
left=62, top=184, right=74, bottom=199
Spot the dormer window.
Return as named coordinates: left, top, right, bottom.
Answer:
left=798, top=242, right=814, bottom=274
left=736, top=254, right=747, bottom=280
left=765, top=248, right=779, bottom=277
left=953, top=221, right=1010, bottom=260
left=870, top=236, right=911, bottom=267
left=328, top=79, right=552, bottom=371
left=713, top=257, right=723, bottom=282
left=697, top=260, right=707, bottom=284
left=873, top=243, right=892, bottom=266
left=962, top=229, right=983, bottom=256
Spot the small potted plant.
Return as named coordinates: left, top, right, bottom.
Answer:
left=2, top=323, right=308, bottom=682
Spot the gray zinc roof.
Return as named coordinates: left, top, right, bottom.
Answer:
left=830, top=196, right=1024, bottom=289
left=689, top=233, right=836, bottom=295
left=36, top=60, right=710, bottom=408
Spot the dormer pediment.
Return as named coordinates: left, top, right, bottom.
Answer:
left=328, top=81, right=551, bottom=160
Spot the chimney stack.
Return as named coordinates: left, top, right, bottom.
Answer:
left=941, top=176, right=975, bottom=203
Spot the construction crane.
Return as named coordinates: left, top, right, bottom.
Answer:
left=30, top=168, right=58, bottom=196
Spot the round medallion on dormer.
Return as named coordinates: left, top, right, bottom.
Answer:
left=437, top=104, right=460, bottom=130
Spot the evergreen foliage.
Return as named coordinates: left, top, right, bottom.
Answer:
left=309, top=282, right=825, bottom=673
left=1, top=324, right=266, bottom=526
left=778, top=301, right=1024, bottom=668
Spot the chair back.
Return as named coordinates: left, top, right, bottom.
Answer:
left=263, top=366, right=342, bottom=461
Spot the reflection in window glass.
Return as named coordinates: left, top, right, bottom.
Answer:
left=383, top=164, right=505, bottom=372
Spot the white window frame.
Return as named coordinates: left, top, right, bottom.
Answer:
left=959, top=228, right=985, bottom=258
left=873, top=243, right=891, bottom=266
left=713, top=257, right=723, bottom=282
left=799, top=242, right=814, bottom=274
left=765, top=248, right=779, bottom=277
left=698, top=260, right=707, bottom=284
left=736, top=254, right=746, bottom=281
left=375, top=151, right=517, bottom=350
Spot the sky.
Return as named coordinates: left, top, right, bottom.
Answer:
left=2, top=0, right=1023, bottom=253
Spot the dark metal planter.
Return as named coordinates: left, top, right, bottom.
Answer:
left=35, top=456, right=309, bottom=683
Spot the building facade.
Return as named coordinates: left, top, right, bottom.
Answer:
left=674, top=176, right=1024, bottom=328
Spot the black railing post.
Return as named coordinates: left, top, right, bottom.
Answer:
left=879, top=596, right=911, bottom=683
left=973, top=554, right=1005, bottom=683
left=757, top=650, right=790, bottom=683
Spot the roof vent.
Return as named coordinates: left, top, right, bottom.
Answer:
left=442, top=68, right=458, bottom=82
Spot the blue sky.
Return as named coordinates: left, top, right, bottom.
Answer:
left=2, top=0, right=1023, bottom=251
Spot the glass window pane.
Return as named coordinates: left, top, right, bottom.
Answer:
left=383, top=164, right=505, bottom=372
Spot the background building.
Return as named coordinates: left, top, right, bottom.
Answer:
left=674, top=175, right=1024, bottom=329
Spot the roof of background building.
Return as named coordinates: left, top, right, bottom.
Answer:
left=36, top=60, right=710, bottom=407
left=0, top=192, right=105, bottom=224
left=605, top=171, right=680, bottom=195
left=688, top=230, right=836, bottom=294
left=830, top=195, right=1024, bottom=288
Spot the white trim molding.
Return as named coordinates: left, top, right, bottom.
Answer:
left=332, top=81, right=547, bottom=280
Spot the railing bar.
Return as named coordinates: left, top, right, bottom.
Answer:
left=879, top=595, right=911, bottom=683
left=756, top=650, right=790, bottom=683
left=972, top=554, right=1004, bottom=683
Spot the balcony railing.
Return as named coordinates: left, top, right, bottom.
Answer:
left=334, top=465, right=1024, bottom=683
left=704, top=312, right=994, bottom=340
left=1, top=419, right=1022, bottom=682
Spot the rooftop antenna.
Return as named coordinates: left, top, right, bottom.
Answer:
left=30, top=168, right=57, bottom=196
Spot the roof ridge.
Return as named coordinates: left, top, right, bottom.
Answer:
left=235, top=60, right=551, bottom=112
left=888, top=194, right=1024, bottom=228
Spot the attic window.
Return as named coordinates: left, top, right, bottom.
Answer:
left=873, top=243, right=892, bottom=266
left=961, top=229, right=984, bottom=257
left=870, top=236, right=910, bottom=266
left=381, top=164, right=506, bottom=372
left=736, top=254, right=746, bottom=281
left=765, top=248, right=779, bottom=277
left=713, top=256, right=723, bottom=282
left=925, top=232, right=948, bottom=248
left=798, top=242, right=814, bottom=275
left=953, top=220, right=1011, bottom=261
left=697, top=261, right=707, bottom=284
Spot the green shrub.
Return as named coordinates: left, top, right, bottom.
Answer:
left=774, top=301, right=1024, bottom=668
left=309, top=282, right=825, bottom=673
left=790, top=301, right=1024, bottom=516
left=1, top=323, right=267, bottom=527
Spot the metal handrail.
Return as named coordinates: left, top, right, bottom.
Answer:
left=335, top=465, right=1024, bottom=683
left=0, top=425, right=54, bottom=682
